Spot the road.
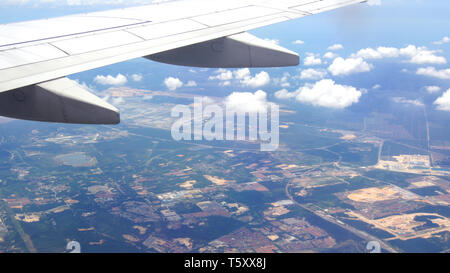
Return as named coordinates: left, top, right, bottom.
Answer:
left=0, top=201, right=37, bottom=253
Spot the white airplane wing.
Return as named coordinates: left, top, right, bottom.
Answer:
left=0, top=0, right=367, bottom=124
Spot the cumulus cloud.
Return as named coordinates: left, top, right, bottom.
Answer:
left=240, top=71, right=270, bottom=88
left=208, top=68, right=270, bottom=88
left=273, top=73, right=291, bottom=87
left=402, top=45, right=447, bottom=64
left=185, top=80, right=197, bottom=87
left=328, top=57, right=373, bottom=76
left=131, top=73, right=143, bottom=82
left=296, top=80, right=362, bottom=108
left=274, top=89, right=297, bottom=100
left=293, top=40, right=305, bottom=45
left=233, top=68, right=251, bottom=80
left=103, top=95, right=125, bottom=105
left=299, top=68, right=328, bottom=80
left=94, top=73, right=127, bottom=86
left=434, top=89, right=450, bottom=111
left=225, top=90, right=271, bottom=113
left=323, top=52, right=338, bottom=59
left=352, top=45, right=446, bottom=64
left=209, top=69, right=233, bottom=81
left=425, top=86, right=441, bottom=94
left=433, top=36, right=450, bottom=45
left=353, top=46, right=399, bottom=59
left=327, top=44, right=344, bottom=51
left=164, top=77, right=183, bottom=91
left=275, top=79, right=362, bottom=109
left=416, top=67, right=450, bottom=79
left=303, top=53, right=322, bottom=66
left=372, top=84, right=381, bottom=90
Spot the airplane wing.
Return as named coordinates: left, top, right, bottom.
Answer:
left=0, top=0, right=367, bottom=124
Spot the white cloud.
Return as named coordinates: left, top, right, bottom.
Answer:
left=328, top=57, right=373, bottom=76
left=240, top=71, right=270, bottom=88
left=280, top=76, right=290, bottom=88
left=433, top=36, right=450, bottom=45
left=303, top=53, right=322, bottom=66
left=425, top=86, right=441, bottom=94
left=164, top=77, right=183, bottom=91
left=131, top=73, right=143, bottom=82
left=434, top=89, right=450, bottom=111
left=225, top=90, right=271, bottom=113
left=274, top=73, right=291, bottom=87
left=401, top=45, right=447, bottom=64
left=372, top=84, right=381, bottom=90
left=353, top=47, right=399, bottom=59
left=219, top=81, right=231, bottom=87
left=233, top=68, right=251, bottom=80
left=274, top=89, right=297, bottom=100
left=94, top=73, right=127, bottom=86
left=392, top=97, right=424, bottom=107
left=275, top=79, right=362, bottom=109
left=209, top=68, right=270, bottom=88
left=353, top=48, right=380, bottom=59
left=103, top=95, right=125, bottom=105
left=323, top=52, right=338, bottom=59
left=186, top=80, right=197, bottom=87
left=209, top=69, right=233, bottom=81
left=377, top=46, right=401, bottom=58
left=299, top=68, right=328, bottom=80
left=353, top=45, right=446, bottom=64
left=293, top=40, right=305, bottom=45
left=416, top=67, right=450, bottom=79
left=327, top=44, right=343, bottom=51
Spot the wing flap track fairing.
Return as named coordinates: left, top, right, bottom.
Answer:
left=0, top=78, right=119, bottom=124
left=147, top=32, right=300, bottom=68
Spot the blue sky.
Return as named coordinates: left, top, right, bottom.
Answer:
left=1, top=0, right=449, bottom=113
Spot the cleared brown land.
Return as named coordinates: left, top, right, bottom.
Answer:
left=203, top=175, right=234, bottom=186
left=348, top=211, right=450, bottom=240
left=346, top=186, right=408, bottom=203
